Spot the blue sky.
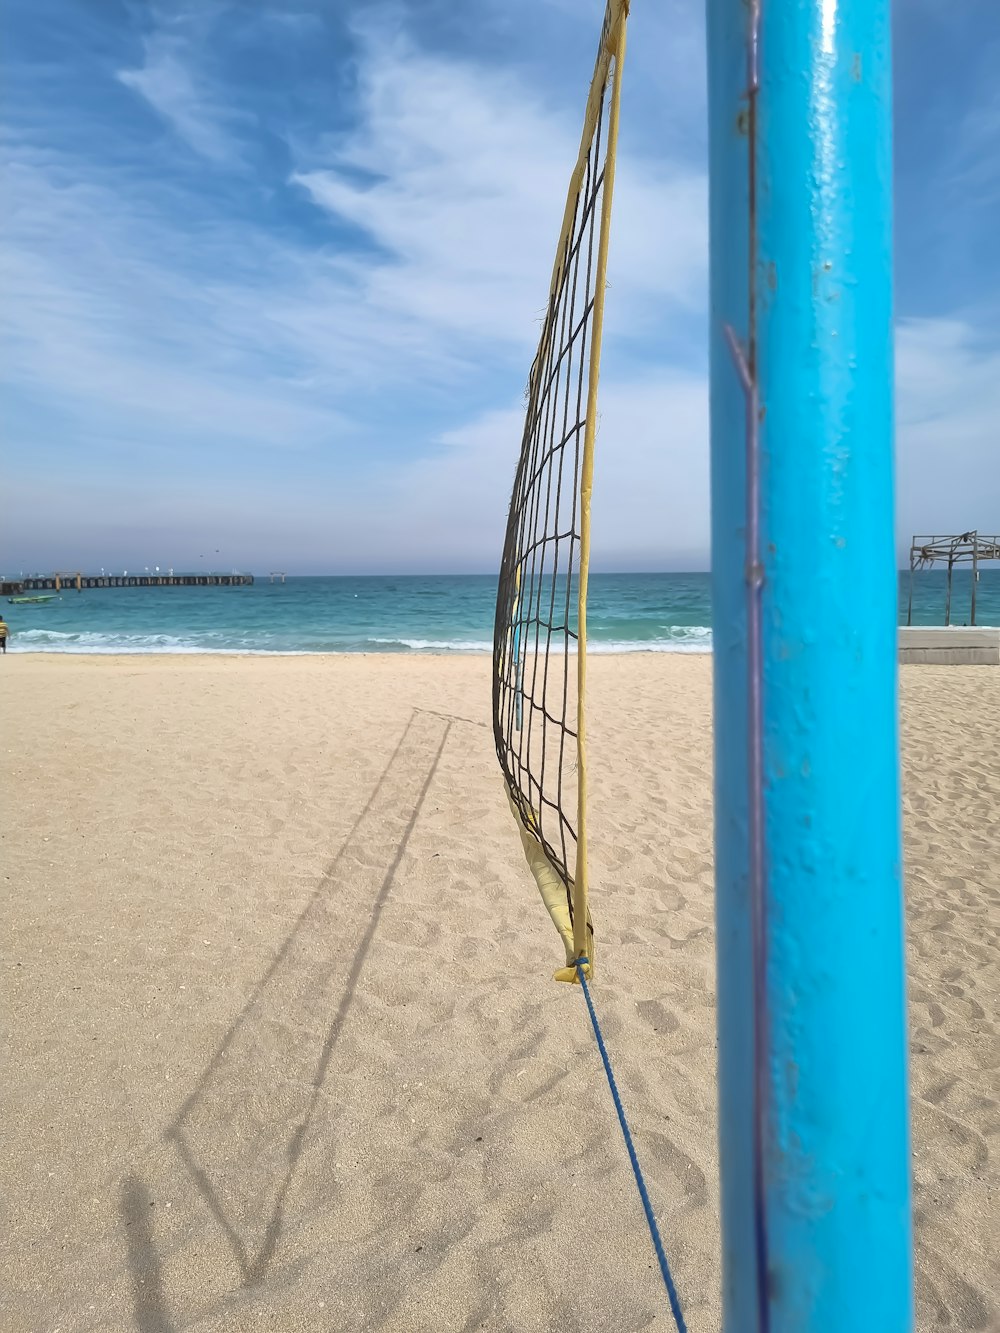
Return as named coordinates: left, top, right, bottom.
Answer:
left=2, top=0, right=998, bottom=574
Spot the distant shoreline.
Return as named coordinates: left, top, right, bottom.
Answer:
left=3, top=645, right=715, bottom=659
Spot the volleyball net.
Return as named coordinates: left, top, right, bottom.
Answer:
left=492, top=0, right=628, bottom=982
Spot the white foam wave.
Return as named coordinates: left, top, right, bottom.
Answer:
left=367, top=637, right=496, bottom=652
left=8, top=630, right=301, bottom=655
left=589, top=635, right=712, bottom=654
left=504, top=627, right=713, bottom=654
left=10, top=627, right=713, bottom=655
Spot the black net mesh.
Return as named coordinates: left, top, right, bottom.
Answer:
left=492, top=19, right=619, bottom=910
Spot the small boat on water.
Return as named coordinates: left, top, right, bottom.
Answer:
left=7, top=594, right=61, bottom=606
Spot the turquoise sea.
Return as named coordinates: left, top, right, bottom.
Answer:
left=5, top=571, right=999, bottom=654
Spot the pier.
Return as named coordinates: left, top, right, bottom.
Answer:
left=6, top=571, right=254, bottom=593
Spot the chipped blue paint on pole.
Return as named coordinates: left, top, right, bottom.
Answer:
left=707, top=0, right=914, bottom=1329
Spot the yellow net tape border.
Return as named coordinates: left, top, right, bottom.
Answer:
left=503, top=0, right=629, bottom=982
left=528, top=0, right=630, bottom=406
left=573, top=1, right=628, bottom=970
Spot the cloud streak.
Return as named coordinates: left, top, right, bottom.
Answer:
left=118, top=33, right=244, bottom=165
left=292, top=20, right=707, bottom=352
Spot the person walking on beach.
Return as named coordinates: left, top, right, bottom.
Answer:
left=0, top=617, right=9, bottom=653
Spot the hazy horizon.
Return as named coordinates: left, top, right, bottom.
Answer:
left=6, top=566, right=999, bottom=582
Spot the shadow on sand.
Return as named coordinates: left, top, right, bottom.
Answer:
left=120, top=1175, right=175, bottom=1333
left=159, top=708, right=451, bottom=1288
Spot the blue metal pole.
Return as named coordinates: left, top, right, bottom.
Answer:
left=706, top=0, right=756, bottom=1320
left=707, top=1, right=913, bottom=1329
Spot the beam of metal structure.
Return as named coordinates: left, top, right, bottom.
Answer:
left=707, top=1, right=913, bottom=1328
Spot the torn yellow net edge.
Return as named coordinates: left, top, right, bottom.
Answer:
left=499, top=0, right=629, bottom=985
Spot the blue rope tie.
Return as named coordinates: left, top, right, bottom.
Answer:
left=574, top=957, right=688, bottom=1333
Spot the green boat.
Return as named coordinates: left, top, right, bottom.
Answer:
left=7, top=594, right=61, bottom=605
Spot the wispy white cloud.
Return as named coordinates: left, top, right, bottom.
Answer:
left=1, top=158, right=352, bottom=453
left=291, top=20, right=707, bottom=352
left=118, top=33, right=245, bottom=164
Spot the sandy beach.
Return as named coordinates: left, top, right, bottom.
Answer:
left=1, top=654, right=997, bottom=1332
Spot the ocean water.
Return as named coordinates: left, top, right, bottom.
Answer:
left=5, top=570, right=999, bottom=654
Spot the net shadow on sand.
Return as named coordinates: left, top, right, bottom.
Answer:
left=163, top=708, right=451, bottom=1288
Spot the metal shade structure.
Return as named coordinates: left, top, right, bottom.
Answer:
left=907, top=531, right=1000, bottom=626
